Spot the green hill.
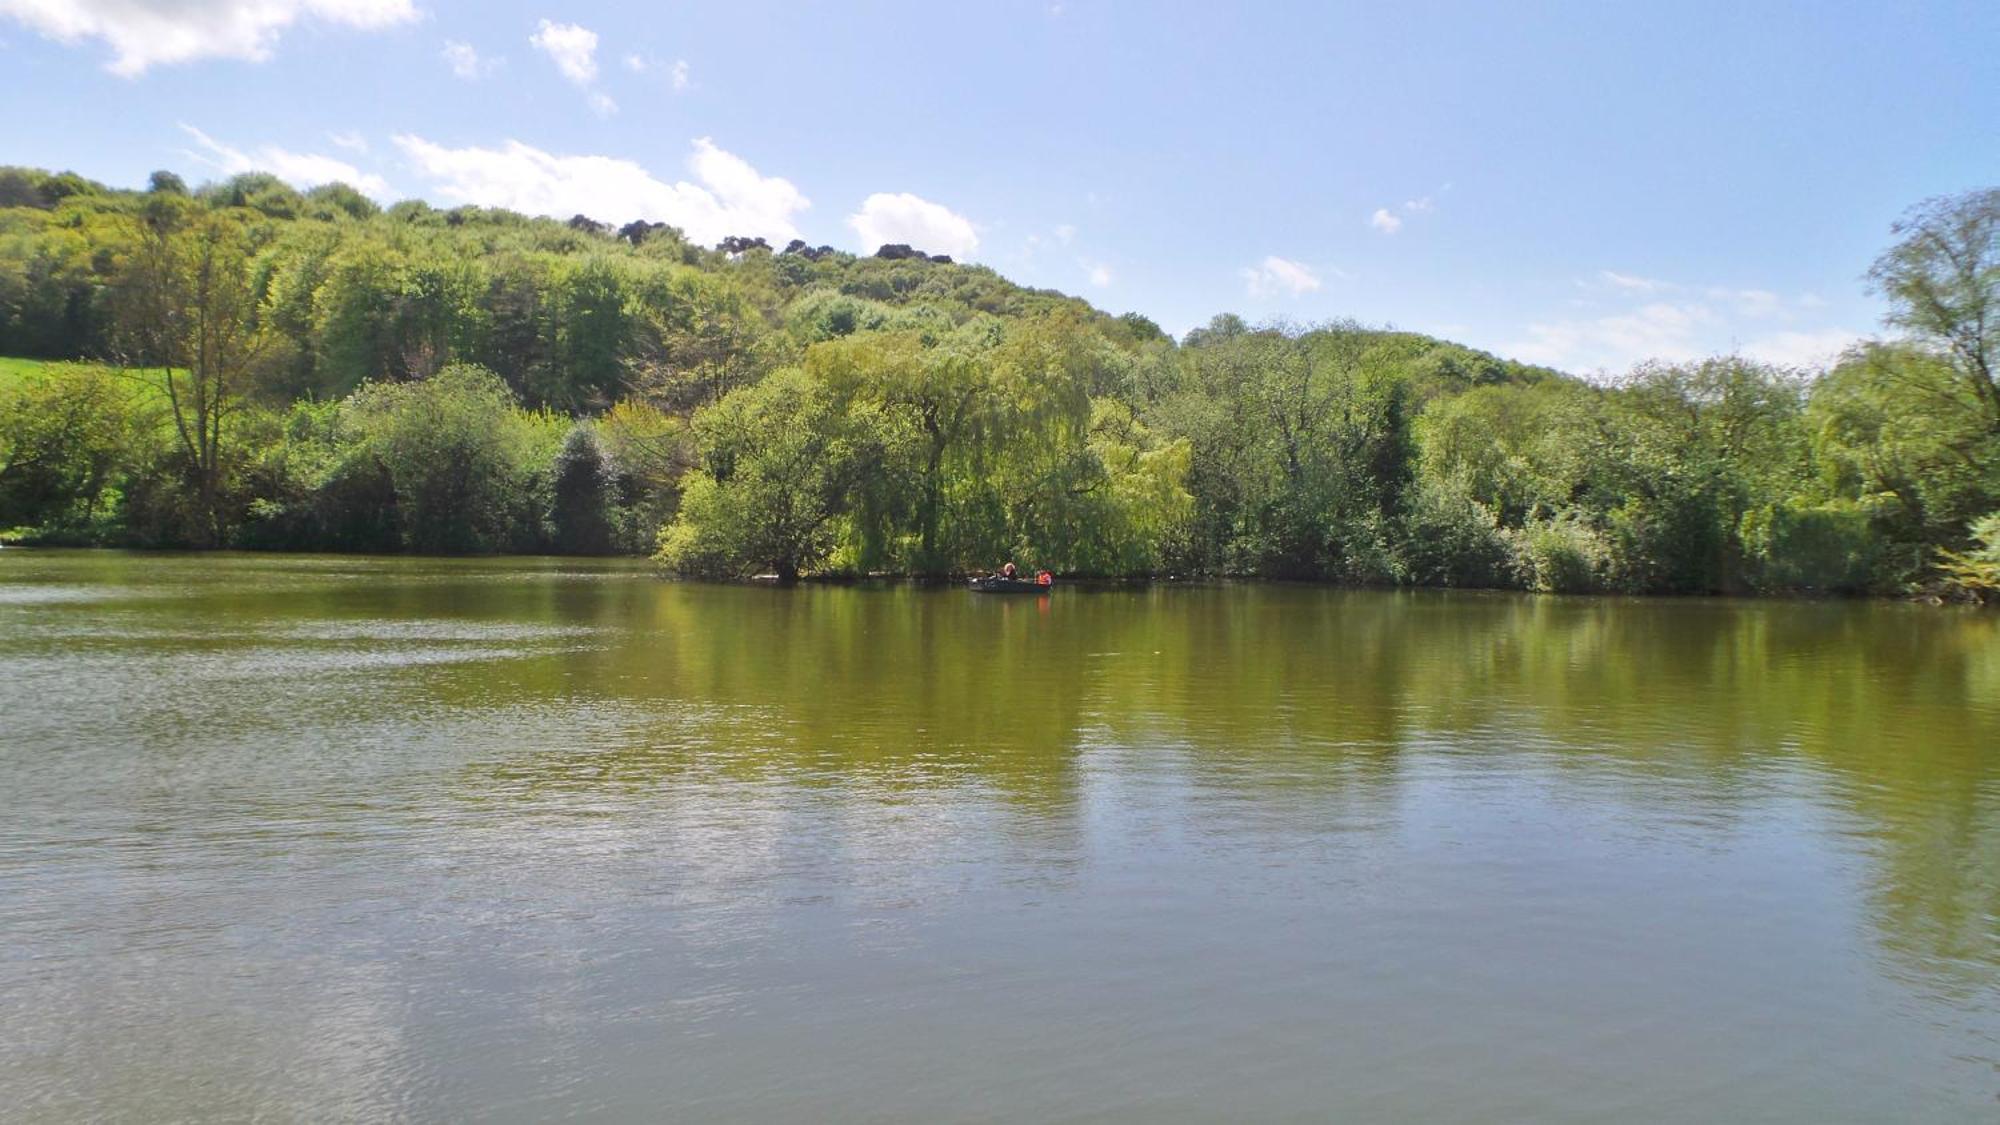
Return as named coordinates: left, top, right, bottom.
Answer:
left=1, top=165, right=1994, bottom=598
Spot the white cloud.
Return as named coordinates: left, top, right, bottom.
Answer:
left=529, top=19, right=597, bottom=85
left=847, top=192, right=980, bottom=258
left=1600, top=269, right=1669, bottom=292
left=182, top=123, right=389, bottom=198
left=392, top=134, right=810, bottom=245
left=1081, top=260, right=1112, bottom=288
left=443, top=40, right=499, bottom=80
left=1054, top=223, right=1076, bottom=245
left=1506, top=277, right=1861, bottom=373
left=1741, top=329, right=1863, bottom=369
left=1241, top=255, right=1323, bottom=297
left=1597, top=273, right=1784, bottom=319
left=626, top=53, right=690, bottom=90
left=0, top=0, right=416, bottom=76
left=588, top=91, right=618, bottom=117
left=327, top=130, right=367, bottom=153
left=1705, top=286, right=1783, bottom=318
left=1371, top=190, right=1446, bottom=235
left=1509, top=302, right=1711, bottom=372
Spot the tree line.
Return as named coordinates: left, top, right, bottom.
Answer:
left=0, top=165, right=1995, bottom=598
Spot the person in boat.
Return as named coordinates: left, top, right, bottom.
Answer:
left=999, top=562, right=1018, bottom=580
left=1036, top=569, right=1053, bottom=587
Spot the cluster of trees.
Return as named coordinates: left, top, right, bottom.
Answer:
left=1, top=164, right=1995, bottom=599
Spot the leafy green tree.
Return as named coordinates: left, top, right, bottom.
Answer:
left=808, top=328, right=997, bottom=572
left=235, top=397, right=398, bottom=551
left=0, top=364, right=136, bottom=532
left=1868, top=189, right=2000, bottom=436
left=658, top=369, right=880, bottom=580
left=549, top=424, right=617, bottom=554
left=1157, top=322, right=1414, bottom=578
left=1014, top=399, right=1192, bottom=575
left=312, top=241, right=402, bottom=393
left=547, top=257, right=631, bottom=410
left=1505, top=513, right=1609, bottom=593
left=1809, top=343, right=1997, bottom=577
left=1599, top=359, right=1809, bottom=593
left=597, top=398, right=692, bottom=551
left=304, top=182, right=379, bottom=221
left=346, top=364, right=561, bottom=553
left=1415, top=379, right=1617, bottom=523
left=1397, top=476, right=1510, bottom=588
left=628, top=268, right=771, bottom=410
left=111, top=201, right=269, bottom=545
left=200, top=173, right=304, bottom=219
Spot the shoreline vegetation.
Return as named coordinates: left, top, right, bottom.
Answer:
left=0, top=167, right=1995, bottom=602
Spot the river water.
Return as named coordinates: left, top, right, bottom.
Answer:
left=2, top=552, right=1996, bottom=1121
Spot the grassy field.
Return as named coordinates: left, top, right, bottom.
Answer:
left=0, top=355, right=49, bottom=390
left=1, top=356, right=171, bottom=546
left=0, top=356, right=175, bottom=408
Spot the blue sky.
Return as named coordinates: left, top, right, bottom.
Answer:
left=2, top=0, right=1994, bottom=372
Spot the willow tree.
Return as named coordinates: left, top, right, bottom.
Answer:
left=1869, top=188, right=2000, bottom=435
left=807, top=327, right=999, bottom=574
left=1843, top=188, right=2000, bottom=561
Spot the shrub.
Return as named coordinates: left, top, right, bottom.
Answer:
left=0, top=363, right=135, bottom=534
left=1398, top=478, right=1511, bottom=588
left=1740, top=498, right=1882, bottom=594
left=1602, top=480, right=1735, bottom=594
left=1506, top=512, right=1608, bottom=593
left=1937, top=513, right=2000, bottom=603
left=235, top=400, right=401, bottom=551
left=346, top=364, right=563, bottom=553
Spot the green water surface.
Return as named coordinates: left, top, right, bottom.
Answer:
left=2, top=552, right=1996, bottom=1121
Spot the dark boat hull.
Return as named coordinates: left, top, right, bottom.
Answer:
left=968, top=577, right=1053, bottom=594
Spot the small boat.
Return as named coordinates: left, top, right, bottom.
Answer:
left=968, top=575, right=1054, bottom=594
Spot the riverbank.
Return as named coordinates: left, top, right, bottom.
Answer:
left=4, top=542, right=1990, bottom=605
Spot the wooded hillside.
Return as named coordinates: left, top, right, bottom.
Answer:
left=2, top=166, right=1995, bottom=597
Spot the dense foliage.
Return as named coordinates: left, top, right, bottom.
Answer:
left=1, top=165, right=1996, bottom=598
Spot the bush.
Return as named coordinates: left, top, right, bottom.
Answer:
left=346, top=364, right=564, bottom=553
left=1740, top=498, right=1882, bottom=594
left=1602, top=480, right=1735, bottom=594
left=0, top=364, right=135, bottom=534
left=1329, top=513, right=1404, bottom=586
left=1937, top=513, right=2000, bottom=603
left=235, top=400, right=401, bottom=551
left=1506, top=512, right=1608, bottom=593
left=1398, top=478, right=1510, bottom=588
